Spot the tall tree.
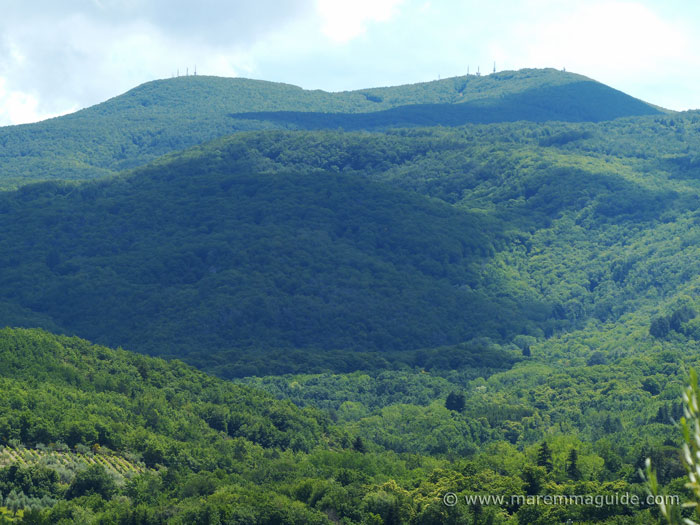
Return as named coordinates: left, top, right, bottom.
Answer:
left=352, top=436, right=366, bottom=453
left=567, top=448, right=581, bottom=481
left=445, top=391, right=466, bottom=413
left=536, top=441, right=553, bottom=472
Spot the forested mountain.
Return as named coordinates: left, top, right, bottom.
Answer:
left=1, top=70, right=700, bottom=523
left=0, top=68, right=661, bottom=188
left=2, top=113, right=700, bottom=379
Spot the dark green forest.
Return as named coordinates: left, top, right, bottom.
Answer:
left=0, top=70, right=698, bottom=523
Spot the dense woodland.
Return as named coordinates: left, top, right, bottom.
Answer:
left=0, top=70, right=699, bottom=523
left=0, top=327, right=695, bottom=524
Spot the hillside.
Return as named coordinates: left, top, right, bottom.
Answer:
left=2, top=328, right=517, bottom=523
left=234, top=79, right=660, bottom=129
left=0, top=328, right=325, bottom=456
left=0, top=321, right=695, bottom=523
left=0, top=327, right=336, bottom=522
left=2, top=113, right=700, bottom=379
left=0, top=133, right=550, bottom=377
left=0, top=69, right=661, bottom=188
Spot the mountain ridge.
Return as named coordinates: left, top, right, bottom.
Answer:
left=0, top=68, right=663, bottom=188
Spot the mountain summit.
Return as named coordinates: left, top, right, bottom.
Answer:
left=0, top=68, right=662, bottom=188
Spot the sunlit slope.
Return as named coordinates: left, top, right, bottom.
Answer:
left=0, top=327, right=326, bottom=460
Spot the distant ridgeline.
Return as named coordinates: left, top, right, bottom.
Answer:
left=0, top=68, right=661, bottom=188
left=231, top=80, right=659, bottom=129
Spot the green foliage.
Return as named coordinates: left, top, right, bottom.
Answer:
left=235, top=79, right=660, bottom=130
left=1, top=325, right=691, bottom=523
left=0, top=328, right=326, bottom=457
left=643, top=370, right=700, bottom=524
left=536, top=442, right=553, bottom=473
left=650, top=304, right=696, bottom=338
left=444, top=391, right=466, bottom=413
left=2, top=98, right=700, bottom=379
left=566, top=449, right=582, bottom=481
left=5, top=110, right=700, bottom=377
left=0, top=135, right=554, bottom=375
left=352, top=437, right=367, bottom=454
left=65, top=465, right=116, bottom=500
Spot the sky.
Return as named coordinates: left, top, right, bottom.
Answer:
left=1, top=0, right=699, bottom=126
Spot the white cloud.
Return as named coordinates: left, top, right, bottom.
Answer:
left=523, top=2, right=689, bottom=70
left=510, top=1, right=699, bottom=108
left=0, top=78, right=74, bottom=125
left=317, top=0, right=405, bottom=43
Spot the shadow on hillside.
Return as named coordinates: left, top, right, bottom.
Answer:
left=230, top=81, right=661, bottom=130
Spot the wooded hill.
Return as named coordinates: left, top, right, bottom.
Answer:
left=0, top=69, right=661, bottom=188
left=2, top=112, right=700, bottom=378
left=0, top=320, right=693, bottom=523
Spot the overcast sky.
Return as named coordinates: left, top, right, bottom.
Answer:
left=1, top=0, right=699, bottom=126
